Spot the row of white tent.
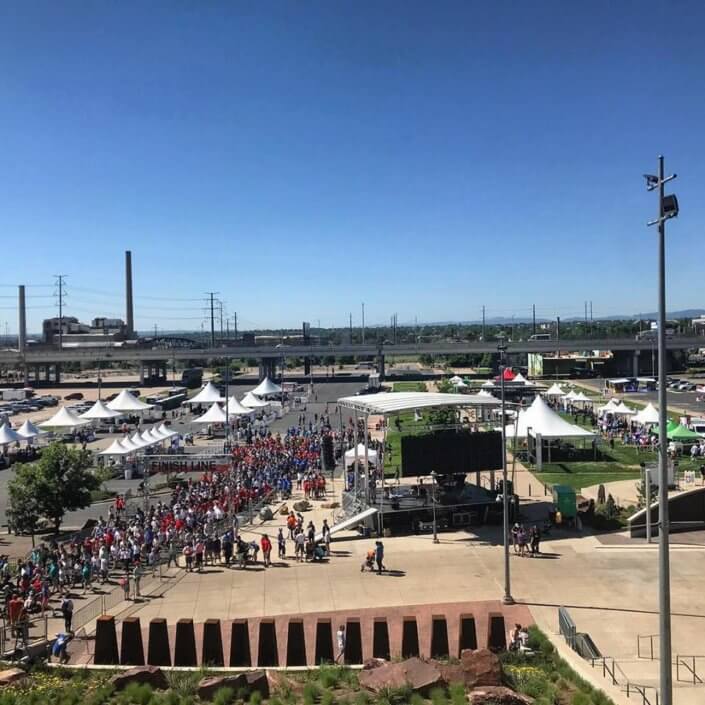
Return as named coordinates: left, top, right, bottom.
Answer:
left=0, top=419, right=45, bottom=446
left=99, top=424, right=179, bottom=456
left=188, top=379, right=281, bottom=406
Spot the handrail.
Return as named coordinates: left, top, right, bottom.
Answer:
left=637, top=633, right=659, bottom=660
left=675, top=654, right=704, bottom=685
left=590, top=657, right=659, bottom=705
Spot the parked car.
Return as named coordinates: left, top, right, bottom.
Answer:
left=64, top=392, right=84, bottom=401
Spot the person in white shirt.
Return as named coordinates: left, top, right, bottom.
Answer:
left=336, top=625, right=346, bottom=664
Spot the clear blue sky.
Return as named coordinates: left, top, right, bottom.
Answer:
left=1, top=1, right=704, bottom=333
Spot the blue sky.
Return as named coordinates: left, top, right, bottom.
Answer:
left=1, top=1, right=704, bottom=333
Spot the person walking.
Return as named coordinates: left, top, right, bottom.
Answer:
left=530, top=525, right=541, bottom=556
left=321, top=519, right=331, bottom=555
left=60, top=594, right=73, bottom=632
left=167, top=540, right=178, bottom=568
left=374, top=540, right=385, bottom=575
left=277, top=528, right=286, bottom=560
left=335, top=624, right=346, bottom=664
left=133, top=565, right=142, bottom=598
left=261, top=534, right=272, bottom=568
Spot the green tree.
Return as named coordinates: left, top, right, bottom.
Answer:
left=8, top=443, right=99, bottom=534
left=7, top=481, right=41, bottom=546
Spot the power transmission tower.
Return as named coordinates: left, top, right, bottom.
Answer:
left=205, top=292, right=219, bottom=347
left=54, top=275, right=67, bottom=349
left=233, top=313, right=237, bottom=339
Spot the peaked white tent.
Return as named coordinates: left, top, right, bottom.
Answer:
left=564, top=390, right=580, bottom=402
left=449, top=375, right=464, bottom=385
left=613, top=401, right=637, bottom=416
left=17, top=419, right=44, bottom=440
left=574, top=392, right=593, bottom=404
left=345, top=444, right=379, bottom=466
left=242, top=392, right=269, bottom=409
left=99, top=439, right=130, bottom=456
left=512, top=372, right=528, bottom=384
left=597, top=398, right=621, bottom=414
left=544, top=383, right=566, bottom=397
left=140, top=430, right=159, bottom=446
left=187, top=382, right=224, bottom=405
left=477, top=389, right=497, bottom=398
left=506, top=395, right=595, bottom=440
left=0, top=423, right=23, bottom=446
left=252, top=377, right=282, bottom=397
left=481, top=380, right=496, bottom=389
left=194, top=402, right=227, bottom=424
left=147, top=426, right=165, bottom=443
left=130, top=431, right=147, bottom=449
left=635, top=402, right=660, bottom=425
left=81, top=399, right=123, bottom=420
left=120, top=435, right=142, bottom=452
left=158, top=423, right=178, bottom=439
left=40, top=406, right=90, bottom=429
left=226, top=396, right=255, bottom=416
left=107, top=390, right=153, bottom=412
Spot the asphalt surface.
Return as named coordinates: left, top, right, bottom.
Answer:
left=0, top=380, right=367, bottom=531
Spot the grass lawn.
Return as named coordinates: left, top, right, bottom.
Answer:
left=392, top=381, right=428, bottom=392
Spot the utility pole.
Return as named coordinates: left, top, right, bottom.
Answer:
left=206, top=292, right=218, bottom=348
left=218, top=300, right=224, bottom=340
left=233, top=313, right=238, bottom=340
left=498, top=335, right=514, bottom=605
left=349, top=312, right=353, bottom=343
left=645, top=155, right=679, bottom=705
left=361, top=302, right=365, bottom=344
left=482, top=305, right=486, bottom=340
left=54, top=275, right=67, bottom=349
left=532, top=304, right=536, bottom=336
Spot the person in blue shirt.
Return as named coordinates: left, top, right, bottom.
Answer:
left=52, top=632, right=73, bottom=664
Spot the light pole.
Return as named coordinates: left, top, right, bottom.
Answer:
left=645, top=155, right=679, bottom=705
left=431, top=471, right=439, bottom=544
left=498, top=335, right=514, bottom=605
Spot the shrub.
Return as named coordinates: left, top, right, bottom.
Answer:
left=353, top=693, right=370, bottom=705
left=318, top=665, right=341, bottom=689
left=448, top=683, right=466, bottom=705
left=409, top=694, right=425, bottom=705
left=212, top=687, right=235, bottom=705
left=320, top=691, right=336, bottom=705
left=572, top=693, right=592, bottom=705
left=303, top=682, right=320, bottom=705
left=249, top=691, right=263, bottom=705
left=430, top=687, right=449, bottom=705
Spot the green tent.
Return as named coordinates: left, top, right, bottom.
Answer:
left=668, top=424, right=702, bottom=442
left=650, top=420, right=679, bottom=436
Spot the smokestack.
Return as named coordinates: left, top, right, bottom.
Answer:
left=18, top=285, right=26, bottom=353
left=125, top=250, right=134, bottom=337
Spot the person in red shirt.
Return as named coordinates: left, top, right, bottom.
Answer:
left=260, top=534, right=272, bottom=568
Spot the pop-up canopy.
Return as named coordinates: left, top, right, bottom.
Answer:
left=449, top=375, right=464, bottom=385
left=544, top=383, right=566, bottom=397
left=344, top=444, right=379, bottom=466
left=226, top=396, right=255, bottom=416
left=242, top=392, right=269, bottom=409
left=187, top=382, right=224, bottom=405
left=99, top=439, right=130, bottom=456
left=17, top=419, right=44, bottom=439
left=634, top=402, right=660, bottom=425
left=252, top=377, right=282, bottom=397
left=40, top=406, right=90, bottom=429
left=107, top=390, right=153, bottom=412
left=194, top=402, right=227, bottom=424
left=612, top=402, right=637, bottom=416
left=81, top=399, right=123, bottom=420
left=0, top=423, right=23, bottom=446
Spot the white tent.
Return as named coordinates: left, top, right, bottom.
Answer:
left=345, top=444, right=379, bottom=466
left=449, top=375, right=464, bottom=385
left=40, top=406, right=90, bottom=429
left=107, top=390, right=153, bottom=412
left=81, top=399, right=123, bottom=420
left=506, top=395, right=595, bottom=440
left=140, top=430, right=158, bottom=446
left=512, top=372, right=528, bottom=384
left=574, top=392, right=593, bottom=404
left=0, top=423, right=23, bottom=446
left=613, top=401, right=637, bottom=416
left=242, top=392, right=269, bottom=409
left=120, top=435, right=142, bottom=452
left=16, top=419, right=44, bottom=440
left=99, top=439, right=130, bottom=456
left=226, top=396, right=255, bottom=416
left=187, top=382, right=224, bottom=405
left=454, top=379, right=468, bottom=388
left=635, top=402, right=660, bottom=425
left=148, top=426, right=166, bottom=443
left=481, top=380, right=496, bottom=388
left=597, top=398, right=621, bottom=414
left=130, top=431, right=149, bottom=449
left=252, top=377, right=282, bottom=397
left=544, top=383, right=566, bottom=397
left=564, top=390, right=580, bottom=402
left=477, top=389, right=496, bottom=398
left=194, top=402, right=227, bottom=424
left=158, top=423, right=178, bottom=439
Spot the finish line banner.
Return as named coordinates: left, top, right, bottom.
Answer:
left=146, top=455, right=233, bottom=474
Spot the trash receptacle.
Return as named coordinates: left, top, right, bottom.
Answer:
left=552, top=485, right=576, bottom=519
left=124, top=467, right=133, bottom=481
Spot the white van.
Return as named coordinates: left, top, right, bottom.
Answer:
left=691, top=418, right=705, bottom=435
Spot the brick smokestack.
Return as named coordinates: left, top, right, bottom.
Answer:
left=125, top=250, right=134, bottom=337
left=18, top=285, right=26, bottom=352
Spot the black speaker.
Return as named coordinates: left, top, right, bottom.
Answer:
left=322, top=435, right=335, bottom=470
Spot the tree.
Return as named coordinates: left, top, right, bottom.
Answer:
left=7, top=480, right=41, bottom=547
left=8, top=442, right=99, bottom=534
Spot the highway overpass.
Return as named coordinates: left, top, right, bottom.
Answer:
left=0, top=337, right=700, bottom=365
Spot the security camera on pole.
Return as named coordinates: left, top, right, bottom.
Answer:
left=644, top=155, right=678, bottom=705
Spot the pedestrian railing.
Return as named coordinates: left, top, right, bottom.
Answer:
left=637, top=633, right=659, bottom=660
left=674, top=655, right=704, bottom=685
left=558, top=606, right=577, bottom=649
left=590, top=657, right=659, bottom=705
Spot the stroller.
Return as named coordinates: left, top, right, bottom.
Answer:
left=360, top=549, right=375, bottom=572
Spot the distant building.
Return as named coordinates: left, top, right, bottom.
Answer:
left=42, top=316, right=128, bottom=345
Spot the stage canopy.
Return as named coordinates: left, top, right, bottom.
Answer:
left=17, top=419, right=44, bottom=439
left=544, top=383, right=566, bottom=397
left=337, top=391, right=499, bottom=416
left=634, top=402, right=660, bottom=425
left=242, top=392, right=269, bottom=408
left=81, top=399, right=122, bottom=420
left=252, top=377, right=282, bottom=396
left=107, top=390, right=153, bottom=412
left=40, top=406, right=90, bottom=429
left=344, top=444, right=379, bottom=465
left=506, top=395, right=595, bottom=440
left=187, top=381, right=224, bottom=405
left=0, top=423, right=22, bottom=446
left=194, top=402, right=227, bottom=424
left=226, top=396, right=255, bottom=415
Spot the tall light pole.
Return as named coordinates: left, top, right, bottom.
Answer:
left=431, top=471, right=439, bottom=544
left=498, top=335, right=514, bottom=605
left=645, top=155, right=678, bottom=705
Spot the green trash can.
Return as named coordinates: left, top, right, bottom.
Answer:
left=552, top=485, right=577, bottom=520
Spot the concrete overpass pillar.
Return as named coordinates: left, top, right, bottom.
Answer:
left=259, top=357, right=276, bottom=381
left=377, top=352, right=385, bottom=380
left=54, top=363, right=60, bottom=384
left=139, top=364, right=145, bottom=385
left=632, top=350, right=640, bottom=377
